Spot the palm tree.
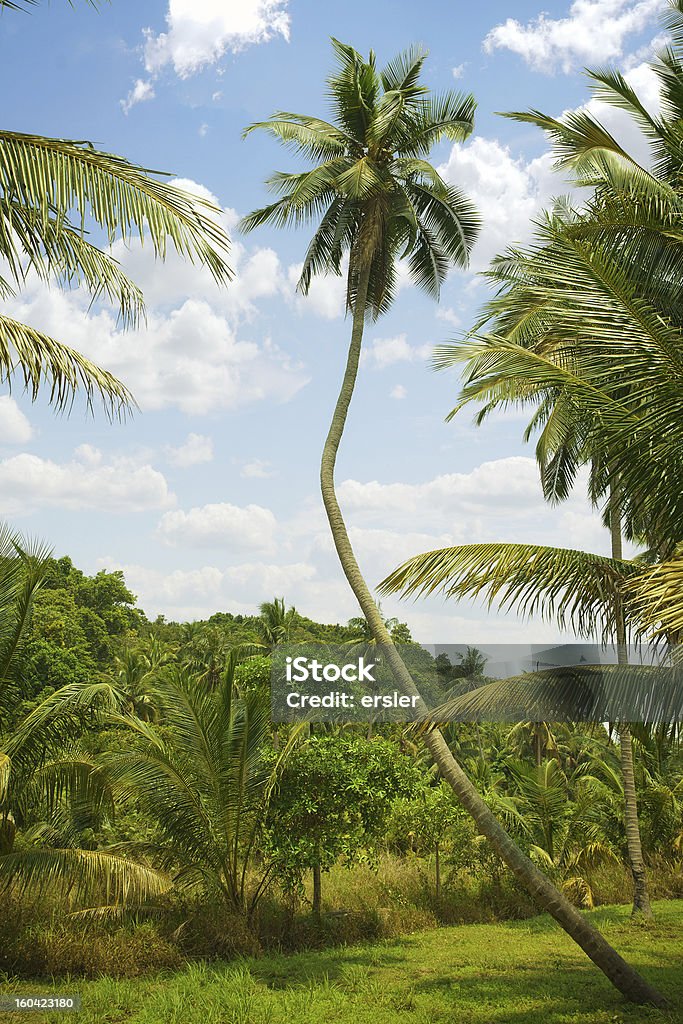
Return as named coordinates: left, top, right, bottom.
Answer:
left=497, top=758, right=619, bottom=909
left=258, top=597, right=298, bottom=651
left=0, top=1, right=231, bottom=416
left=104, top=664, right=295, bottom=922
left=110, top=637, right=175, bottom=722
left=385, top=8, right=683, bottom=917
left=240, top=40, right=664, bottom=1004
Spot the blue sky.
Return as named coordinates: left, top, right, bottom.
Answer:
left=0, top=0, right=667, bottom=640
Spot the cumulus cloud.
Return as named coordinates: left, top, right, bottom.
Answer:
left=390, top=385, right=407, bottom=400
left=157, top=500, right=278, bottom=551
left=98, top=557, right=315, bottom=622
left=484, top=0, right=664, bottom=74
left=120, top=78, right=155, bottom=114
left=241, top=458, right=275, bottom=478
left=0, top=447, right=174, bottom=516
left=95, top=456, right=614, bottom=640
left=143, top=0, right=290, bottom=79
left=338, top=457, right=545, bottom=524
left=287, top=263, right=347, bottom=320
left=362, top=334, right=432, bottom=369
left=166, top=433, right=214, bottom=467
left=438, top=61, right=663, bottom=274
left=0, top=396, right=32, bottom=444
left=436, top=307, right=462, bottom=328
left=439, top=139, right=563, bottom=270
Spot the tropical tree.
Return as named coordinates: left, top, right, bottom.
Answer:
left=0, top=526, right=164, bottom=905
left=103, top=664, right=296, bottom=922
left=0, top=0, right=231, bottom=417
left=241, top=39, right=664, bottom=1004
left=265, top=735, right=419, bottom=916
left=382, top=3, right=683, bottom=918
left=258, top=597, right=298, bottom=651
left=109, top=637, right=175, bottom=722
left=497, top=758, right=619, bottom=909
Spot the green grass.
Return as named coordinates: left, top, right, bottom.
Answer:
left=2, top=901, right=682, bottom=1024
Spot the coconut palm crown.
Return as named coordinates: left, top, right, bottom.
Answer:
left=240, top=39, right=479, bottom=314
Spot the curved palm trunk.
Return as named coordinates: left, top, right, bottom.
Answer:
left=318, top=269, right=665, bottom=1006
left=609, top=489, right=653, bottom=920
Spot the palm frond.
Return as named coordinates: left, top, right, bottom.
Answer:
left=424, top=664, right=683, bottom=725
left=379, top=541, right=635, bottom=639
left=1, top=200, right=144, bottom=325
left=0, top=848, right=167, bottom=905
left=0, top=315, right=134, bottom=417
left=0, top=132, right=232, bottom=285
left=0, top=0, right=103, bottom=8
left=242, top=113, right=353, bottom=161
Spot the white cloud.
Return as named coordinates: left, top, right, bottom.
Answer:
left=8, top=287, right=307, bottom=416
left=98, top=557, right=315, bottom=622
left=157, top=500, right=278, bottom=551
left=222, top=560, right=315, bottom=593
left=98, top=558, right=232, bottom=621
left=484, top=0, right=664, bottom=74
left=167, top=433, right=214, bottom=467
left=0, top=396, right=32, bottom=444
left=241, top=458, right=275, bottom=478
left=390, top=384, right=407, bottom=400
left=362, top=333, right=432, bottom=369
left=287, top=263, right=347, bottom=320
left=96, top=455, right=614, bottom=640
left=338, top=457, right=544, bottom=525
left=452, top=62, right=466, bottom=79
left=121, top=78, right=155, bottom=114
left=439, top=138, right=563, bottom=270
left=144, top=0, right=290, bottom=79
left=436, top=307, right=462, bottom=328
left=0, top=447, right=174, bottom=516
left=438, top=60, right=663, bottom=273
left=198, top=123, right=209, bottom=137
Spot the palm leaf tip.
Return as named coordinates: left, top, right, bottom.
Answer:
left=0, top=316, right=136, bottom=419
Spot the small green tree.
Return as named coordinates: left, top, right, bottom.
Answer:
left=265, top=736, right=420, bottom=916
left=388, top=783, right=461, bottom=901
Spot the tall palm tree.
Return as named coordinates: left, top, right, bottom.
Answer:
left=240, top=40, right=664, bottom=1004
left=1, top=0, right=231, bottom=416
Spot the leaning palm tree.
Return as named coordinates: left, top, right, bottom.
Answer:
left=240, top=40, right=665, bottom=1004
left=1, top=0, right=231, bottom=416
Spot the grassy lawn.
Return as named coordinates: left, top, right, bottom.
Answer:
left=2, top=901, right=682, bottom=1024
